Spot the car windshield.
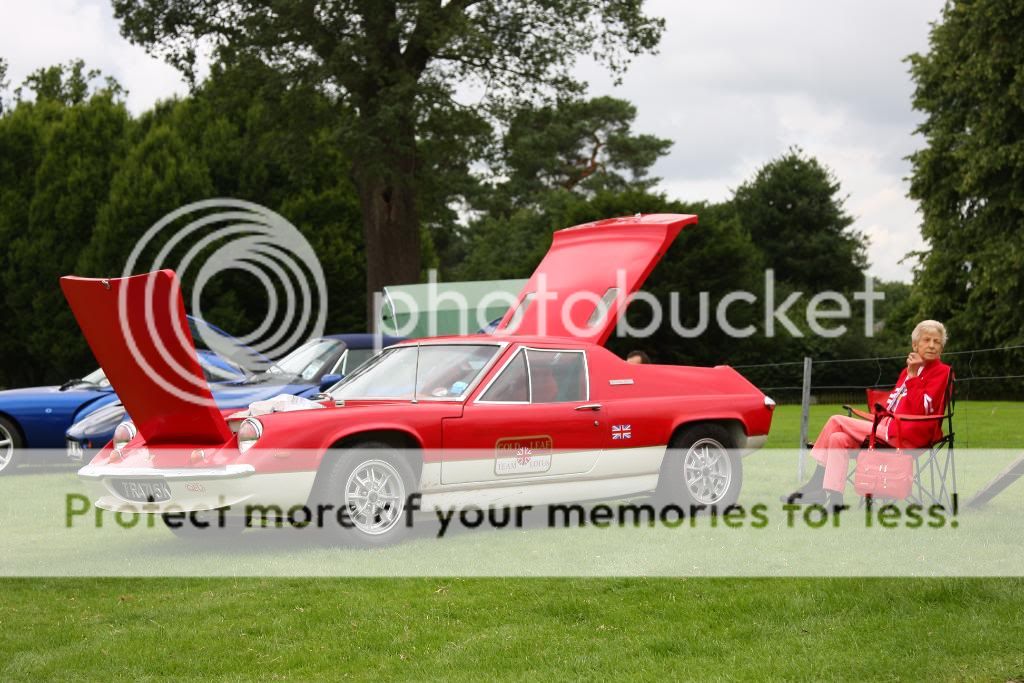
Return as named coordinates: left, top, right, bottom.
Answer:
left=187, top=316, right=265, bottom=374
left=78, top=368, right=111, bottom=388
left=242, top=339, right=346, bottom=385
left=198, top=355, right=246, bottom=383
left=330, top=344, right=500, bottom=400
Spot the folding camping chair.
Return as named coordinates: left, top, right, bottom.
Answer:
left=843, top=371, right=956, bottom=509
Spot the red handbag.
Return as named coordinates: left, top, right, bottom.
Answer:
left=853, top=411, right=914, bottom=500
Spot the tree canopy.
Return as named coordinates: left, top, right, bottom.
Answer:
left=0, top=63, right=131, bottom=383
left=907, top=0, right=1024, bottom=351
left=495, top=96, right=672, bottom=208
left=0, top=57, right=8, bottom=114
left=732, top=147, right=867, bottom=294
left=112, top=0, right=665, bottom=311
left=0, top=50, right=897, bottom=394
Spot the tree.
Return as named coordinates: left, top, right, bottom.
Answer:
left=452, top=185, right=770, bottom=367
left=0, top=57, right=8, bottom=115
left=76, top=122, right=216, bottom=279
left=78, top=59, right=367, bottom=340
left=0, top=65, right=131, bottom=384
left=0, top=95, right=59, bottom=386
left=112, top=0, right=665, bottom=312
left=448, top=94, right=672, bottom=278
left=16, top=59, right=125, bottom=107
left=907, top=0, right=1024, bottom=354
left=493, top=96, right=672, bottom=208
left=732, top=147, right=867, bottom=294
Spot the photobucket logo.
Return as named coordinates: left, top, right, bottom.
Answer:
left=118, top=199, right=327, bottom=406
left=380, top=269, right=884, bottom=340
left=613, top=270, right=885, bottom=339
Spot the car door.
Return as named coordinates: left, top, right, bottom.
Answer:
left=441, top=346, right=604, bottom=485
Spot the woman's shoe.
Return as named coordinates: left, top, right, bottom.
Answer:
left=780, top=465, right=827, bottom=504
left=826, top=490, right=846, bottom=511
left=785, top=488, right=828, bottom=505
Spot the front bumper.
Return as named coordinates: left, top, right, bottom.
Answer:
left=78, top=464, right=315, bottom=514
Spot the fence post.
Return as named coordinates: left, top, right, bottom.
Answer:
left=798, top=356, right=813, bottom=482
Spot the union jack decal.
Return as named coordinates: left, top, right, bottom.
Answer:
left=612, top=424, right=632, bottom=440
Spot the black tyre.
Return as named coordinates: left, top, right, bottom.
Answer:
left=317, top=442, right=417, bottom=547
left=657, top=424, right=743, bottom=512
left=0, top=416, right=23, bottom=475
left=161, top=511, right=247, bottom=539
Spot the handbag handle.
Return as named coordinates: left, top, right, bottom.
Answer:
left=869, top=403, right=903, bottom=449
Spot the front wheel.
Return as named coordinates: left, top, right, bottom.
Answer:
left=657, top=424, right=743, bottom=512
left=0, top=417, right=23, bottom=475
left=318, top=443, right=417, bottom=547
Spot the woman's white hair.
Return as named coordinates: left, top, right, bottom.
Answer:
left=912, top=319, right=947, bottom=347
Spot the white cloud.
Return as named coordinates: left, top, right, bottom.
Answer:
left=0, top=0, right=187, bottom=113
left=577, top=0, right=945, bottom=283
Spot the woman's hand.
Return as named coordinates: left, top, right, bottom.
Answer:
left=906, top=351, right=924, bottom=377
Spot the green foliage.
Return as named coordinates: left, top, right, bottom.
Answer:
left=733, top=147, right=867, bottom=294
left=76, top=122, right=215, bottom=275
left=279, top=187, right=366, bottom=334
left=451, top=94, right=676, bottom=281
left=0, top=57, right=8, bottom=114
left=16, top=59, right=125, bottom=107
left=0, top=58, right=370, bottom=386
left=492, top=96, right=672, bottom=208
left=111, top=0, right=666, bottom=300
left=905, top=0, right=1024, bottom=397
left=455, top=145, right=877, bottom=374
left=0, top=80, right=132, bottom=384
left=907, top=0, right=1024, bottom=353
left=0, top=101, right=55, bottom=384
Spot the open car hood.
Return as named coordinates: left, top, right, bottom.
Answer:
left=60, top=270, right=232, bottom=445
left=496, top=214, right=698, bottom=345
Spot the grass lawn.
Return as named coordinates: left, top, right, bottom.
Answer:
left=2, top=401, right=1023, bottom=680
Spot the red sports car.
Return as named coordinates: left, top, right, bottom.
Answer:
left=63, top=214, right=774, bottom=545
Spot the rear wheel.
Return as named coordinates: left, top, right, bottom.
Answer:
left=0, top=417, right=23, bottom=475
left=318, top=442, right=417, bottom=547
left=658, top=424, right=742, bottom=512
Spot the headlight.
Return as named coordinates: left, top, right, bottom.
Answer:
left=112, top=421, right=137, bottom=450
left=237, top=417, right=263, bottom=454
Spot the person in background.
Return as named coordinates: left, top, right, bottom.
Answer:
left=626, top=350, right=651, bottom=364
left=783, top=320, right=952, bottom=508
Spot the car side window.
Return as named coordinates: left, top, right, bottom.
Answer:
left=343, top=349, right=375, bottom=374
left=479, top=350, right=529, bottom=402
left=526, top=349, right=587, bottom=403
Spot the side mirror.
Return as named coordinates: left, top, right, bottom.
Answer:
left=319, top=374, right=343, bottom=391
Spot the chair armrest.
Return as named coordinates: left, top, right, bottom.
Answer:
left=842, top=404, right=853, bottom=417
left=890, top=413, right=945, bottom=423
left=848, top=407, right=874, bottom=421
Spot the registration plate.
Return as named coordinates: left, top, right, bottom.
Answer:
left=66, top=439, right=84, bottom=462
left=113, top=479, right=172, bottom=503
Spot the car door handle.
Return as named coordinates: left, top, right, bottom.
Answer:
left=574, top=403, right=603, bottom=411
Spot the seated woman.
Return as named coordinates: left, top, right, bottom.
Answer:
left=783, top=320, right=952, bottom=508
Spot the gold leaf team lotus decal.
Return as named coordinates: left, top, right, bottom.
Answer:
left=494, top=435, right=554, bottom=475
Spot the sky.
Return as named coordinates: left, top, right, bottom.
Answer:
left=0, top=0, right=946, bottom=283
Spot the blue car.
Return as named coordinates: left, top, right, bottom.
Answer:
left=65, top=333, right=404, bottom=461
left=0, top=316, right=260, bottom=474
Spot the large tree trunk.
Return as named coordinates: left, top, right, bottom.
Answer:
left=352, top=149, right=421, bottom=326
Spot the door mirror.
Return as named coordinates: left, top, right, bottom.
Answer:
left=319, top=373, right=343, bottom=391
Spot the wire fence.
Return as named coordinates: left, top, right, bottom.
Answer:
left=733, top=344, right=1024, bottom=483
left=733, top=344, right=1024, bottom=406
